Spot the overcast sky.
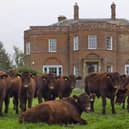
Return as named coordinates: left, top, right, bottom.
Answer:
left=0, top=0, right=129, bottom=55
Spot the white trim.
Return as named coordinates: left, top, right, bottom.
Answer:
left=43, top=65, right=63, bottom=76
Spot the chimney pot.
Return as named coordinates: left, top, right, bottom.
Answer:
left=111, top=2, right=116, bottom=20
left=58, top=16, right=66, bottom=22
left=74, top=2, right=79, bottom=20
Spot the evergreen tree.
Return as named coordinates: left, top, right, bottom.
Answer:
left=0, top=41, right=12, bottom=70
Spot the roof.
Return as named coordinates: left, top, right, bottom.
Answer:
left=50, top=18, right=129, bottom=26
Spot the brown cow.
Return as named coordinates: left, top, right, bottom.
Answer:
left=36, top=74, right=49, bottom=103
left=56, top=75, right=82, bottom=99
left=36, top=73, right=58, bottom=103
left=116, top=75, right=129, bottom=112
left=19, top=93, right=90, bottom=124
left=19, top=72, right=36, bottom=112
left=85, top=72, right=120, bottom=114
left=9, top=75, right=22, bottom=114
left=0, top=71, right=8, bottom=116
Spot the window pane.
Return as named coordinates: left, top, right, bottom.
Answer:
left=26, top=42, right=30, bottom=55
left=73, top=36, right=79, bottom=51
left=48, top=39, right=56, bottom=52
left=43, top=65, right=63, bottom=76
left=107, top=66, right=112, bottom=72
left=88, top=35, right=97, bottom=49
left=106, top=36, right=112, bottom=50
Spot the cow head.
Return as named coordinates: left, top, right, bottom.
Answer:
left=21, top=72, right=31, bottom=88
left=116, top=89, right=127, bottom=104
left=116, top=75, right=129, bottom=104
left=106, top=72, right=121, bottom=89
left=46, top=73, right=56, bottom=91
left=73, top=93, right=91, bottom=112
left=69, top=75, right=82, bottom=89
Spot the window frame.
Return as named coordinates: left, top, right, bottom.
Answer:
left=88, top=35, right=97, bottom=49
left=73, top=36, right=79, bottom=51
left=106, top=36, right=112, bottom=50
left=43, top=65, right=63, bottom=76
left=26, top=42, right=30, bottom=55
left=107, top=65, right=113, bottom=72
left=48, top=39, right=57, bottom=53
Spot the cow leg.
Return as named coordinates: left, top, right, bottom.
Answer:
left=102, top=97, right=106, bottom=114
left=28, top=98, right=33, bottom=108
left=110, top=97, right=116, bottom=114
left=14, top=96, right=19, bottom=114
left=122, top=96, right=126, bottom=109
left=127, top=96, right=129, bottom=112
left=0, top=99, right=4, bottom=116
left=90, top=97, right=95, bottom=112
left=37, top=93, right=43, bottom=103
left=122, top=102, right=125, bottom=109
left=4, top=96, right=10, bottom=113
left=90, top=101, right=94, bottom=112
left=20, top=98, right=26, bottom=112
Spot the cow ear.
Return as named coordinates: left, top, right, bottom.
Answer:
left=16, top=73, right=21, bottom=77
left=73, top=95, right=79, bottom=102
left=1, top=74, right=8, bottom=79
left=106, top=73, right=112, bottom=79
left=63, top=76, right=69, bottom=80
left=120, top=74, right=126, bottom=81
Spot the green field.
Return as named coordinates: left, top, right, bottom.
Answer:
left=0, top=88, right=129, bottom=129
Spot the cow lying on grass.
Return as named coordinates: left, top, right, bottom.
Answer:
left=19, top=93, right=90, bottom=124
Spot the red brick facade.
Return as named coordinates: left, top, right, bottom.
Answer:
left=24, top=2, right=129, bottom=79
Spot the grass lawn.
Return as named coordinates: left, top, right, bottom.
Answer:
left=0, top=88, right=129, bottom=129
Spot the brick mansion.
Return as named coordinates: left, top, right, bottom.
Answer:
left=24, top=2, right=129, bottom=78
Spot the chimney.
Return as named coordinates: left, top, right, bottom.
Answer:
left=111, top=2, right=116, bottom=20
left=74, top=2, right=79, bottom=20
left=58, top=16, right=66, bottom=22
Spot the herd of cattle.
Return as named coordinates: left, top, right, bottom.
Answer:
left=0, top=70, right=129, bottom=124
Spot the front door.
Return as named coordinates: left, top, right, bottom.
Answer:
left=86, top=62, right=98, bottom=74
